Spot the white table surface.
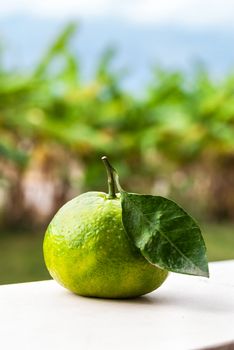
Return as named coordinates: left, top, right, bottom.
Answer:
left=1, top=260, right=234, bottom=350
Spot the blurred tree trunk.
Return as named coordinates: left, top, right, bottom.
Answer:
left=209, top=156, right=234, bottom=221
left=3, top=168, right=27, bottom=229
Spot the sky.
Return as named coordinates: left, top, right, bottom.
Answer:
left=1, top=0, right=234, bottom=91
left=0, top=0, right=234, bottom=28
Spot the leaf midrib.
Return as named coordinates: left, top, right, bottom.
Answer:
left=125, top=194, right=206, bottom=275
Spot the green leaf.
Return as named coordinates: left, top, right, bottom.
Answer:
left=121, top=192, right=209, bottom=277
left=34, top=22, right=78, bottom=78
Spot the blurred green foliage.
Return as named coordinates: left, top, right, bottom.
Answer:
left=0, top=23, right=234, bottom=229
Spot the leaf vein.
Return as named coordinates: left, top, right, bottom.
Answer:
left=127, top=196, right=204, bottom=273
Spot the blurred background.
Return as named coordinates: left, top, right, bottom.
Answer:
left=0, top=0, right=234, bottom=285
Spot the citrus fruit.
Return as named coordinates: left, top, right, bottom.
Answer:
left=43, top=191, right=168, bottom=298
left=43, top=158, right=168, bottom=298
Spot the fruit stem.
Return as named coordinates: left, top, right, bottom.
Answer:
left=101, top=156, right=117, bottom=199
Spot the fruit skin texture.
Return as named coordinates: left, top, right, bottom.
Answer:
left=43, top=191, right=168, bottom=298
